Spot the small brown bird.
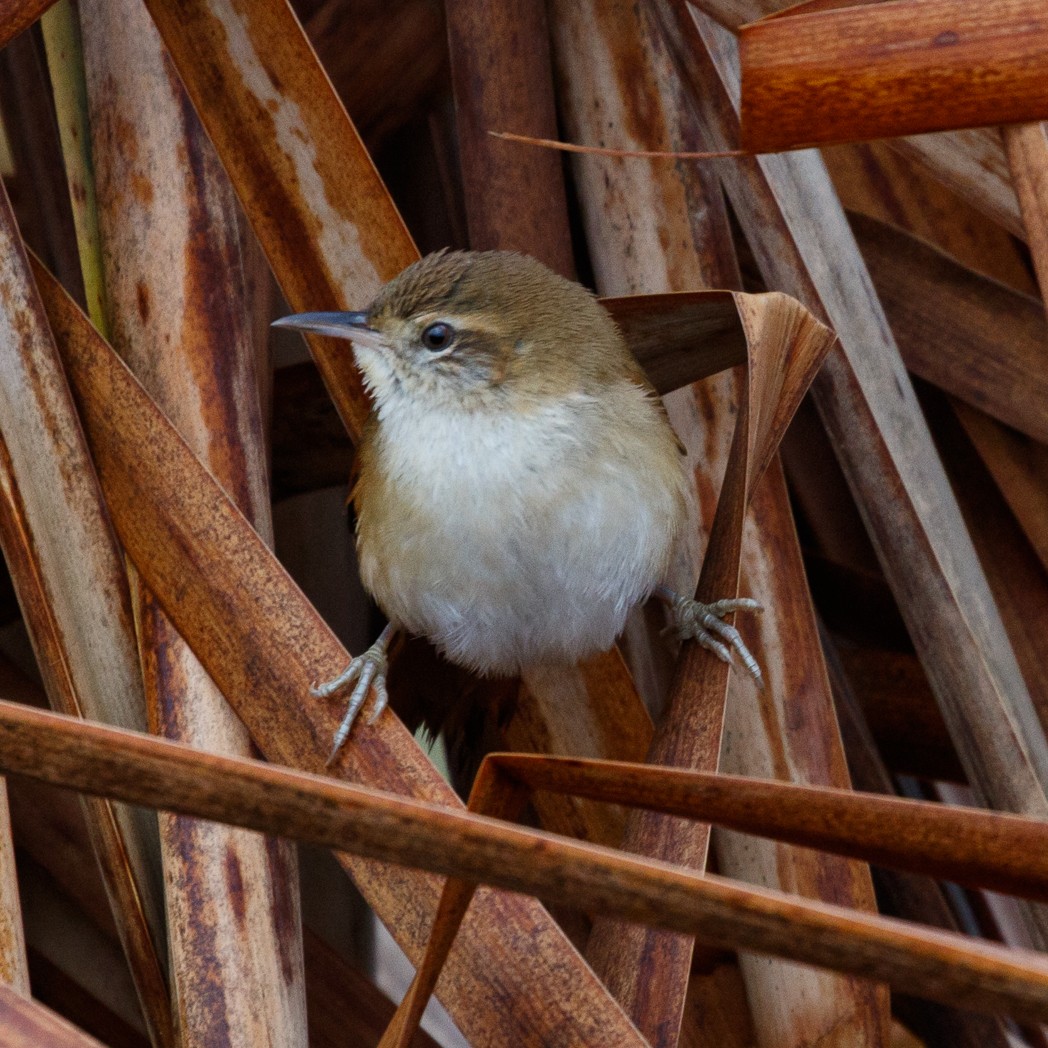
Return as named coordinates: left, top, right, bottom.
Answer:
left=274, top=251, right=760, bottom=756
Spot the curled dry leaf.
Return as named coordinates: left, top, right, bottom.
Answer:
left=547, top=12, right=883, bottom=1046
left=586, top=286, right=837, bottom=1039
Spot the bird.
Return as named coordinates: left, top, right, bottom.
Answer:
left=273, top=250, right=761, bottom=758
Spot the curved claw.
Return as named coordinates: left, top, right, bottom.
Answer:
left=666, top=593, right=764, bottom=688
left=703, top=597, right=762, bottom=616
left=311, top=662, right=360, bottom=700
left=693, top=630, right=732, bottom=665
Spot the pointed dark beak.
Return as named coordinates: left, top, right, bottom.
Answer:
left=271, top=311, right=373, bottom=340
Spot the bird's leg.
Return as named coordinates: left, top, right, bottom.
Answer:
left=313, top=622, right=397, bottom=763
left=656, top=585, right=764, bottom=688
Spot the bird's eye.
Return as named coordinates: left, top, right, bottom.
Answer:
left=421, top=322, right=454, bottom=351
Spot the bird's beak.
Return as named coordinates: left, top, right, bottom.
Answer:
left=271, top=311, right=374, bottom=340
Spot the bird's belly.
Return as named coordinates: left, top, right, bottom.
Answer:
left=357, top=396, right=685, bottom=674
left=359, top=467, right=674, bottom=675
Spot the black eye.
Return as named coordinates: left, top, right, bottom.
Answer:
left=421, top=322, right=454, bottom=351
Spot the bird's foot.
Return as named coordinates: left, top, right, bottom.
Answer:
left=312, top=624, right=396, bottom=763
left=662, top=591, right=764, bottom=687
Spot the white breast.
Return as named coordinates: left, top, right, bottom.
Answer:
left=357, top=386, right=687, bottom=675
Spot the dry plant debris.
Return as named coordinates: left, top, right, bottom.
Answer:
left=0, top=0, right=1042, bottom=1046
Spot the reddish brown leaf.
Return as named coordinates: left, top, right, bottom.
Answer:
left=740, top=0, right=1048, bottom=151
left=0, top=699, right=1047, bottom=1023
left=0, top=0, right=58, bottom=50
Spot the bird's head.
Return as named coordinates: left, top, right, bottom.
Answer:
left=273, top=250, right=636, bottom=413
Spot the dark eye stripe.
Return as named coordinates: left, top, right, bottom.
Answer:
left=422, top=322, right=454, bottom=351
